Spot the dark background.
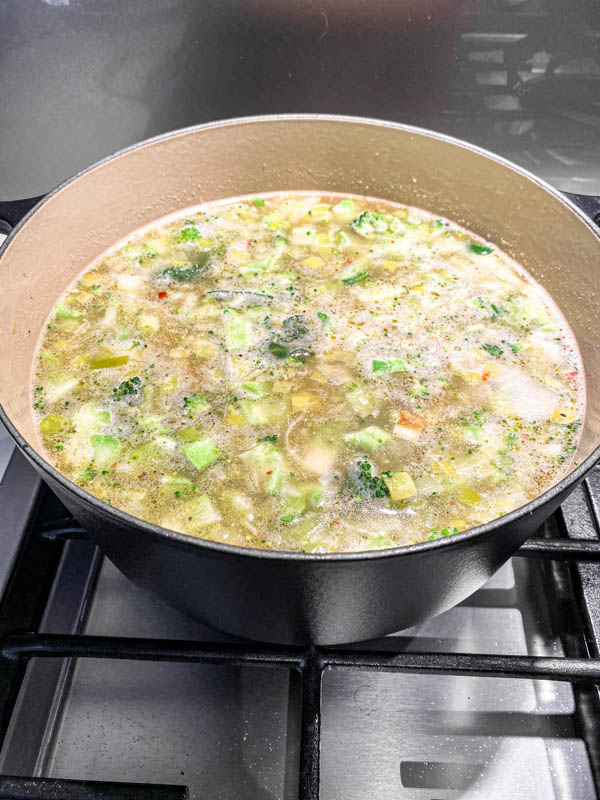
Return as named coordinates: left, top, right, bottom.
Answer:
left=1, top=0, right=599, bottom=200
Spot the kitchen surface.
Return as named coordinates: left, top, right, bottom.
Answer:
left=1, top=1, right=600, bottom=798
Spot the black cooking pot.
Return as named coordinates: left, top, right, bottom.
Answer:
left=1, top=115, right=599, bottom=645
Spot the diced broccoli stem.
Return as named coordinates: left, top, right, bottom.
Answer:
left=183, top=437, right=222, bottom=471
left=344, top=426, right=391, bottom=450
left=91, top=435, right=120, bottom=469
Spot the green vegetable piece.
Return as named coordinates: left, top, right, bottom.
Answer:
left=55, top=304, right=81, bottom=320
left=224, top=311, right=254, bottom=350
left=372, top=358, right=408, bottom=373
left=242, top=381, right=272, bottom=397
left=352, top=460, right=390, bottom=499
left=427, top=526, right=461, bottom=541
left=183, top=437, right=222, bottom=471
left=186, top=494, right=221, bottom=526
left=40, top=352, right=59, bottom=367
left=162, top=473, right=195, bottom=489
left=251, top=197, right=265, bottom=207
left=281, top=513, right=295, bottom=523
left=113, top=376, right=141, bottom=400
left=177, top=226, right=200, bottom=242
left=268, top=339, right=288, bottom=359
left=90, top=435, right=121, bottom=469
left=161, top=251, right=210, bottom=282
left=349, top=211, right=395, bottom=238
left=344, top=425, right=391, bottom=450
left=370, top=535, right=395, bottom=548
left=239, top=396, right=287, bottom=425
left=90, top=355, right=130, bottom=370
left=239, top=440, right=286, bottom=494
left=342, top=271, right=369, bottom=286
left=183, top=393, right=210, bottom=412
left=317, top=311, right=329, bottom=325
left=468, top=242, right=493, bottom=256
left=177, top=426, right=203, bottom=442
left=482, top=343, right=503, bottom=357
left=40, top=413, right=68, bottom=436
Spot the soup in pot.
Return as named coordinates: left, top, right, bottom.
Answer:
left=32, top=193, right=584, bottom=552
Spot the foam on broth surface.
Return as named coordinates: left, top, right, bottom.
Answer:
left=31, top=193, right=585, bottom=552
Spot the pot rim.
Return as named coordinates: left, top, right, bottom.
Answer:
left=1, top=112, right=599, bottom=562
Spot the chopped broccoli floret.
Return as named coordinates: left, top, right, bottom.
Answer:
left=161, top=251, right=210, bottom=282
left=177, top=226, right=200, bottom=241
left=112, top=376, right=142, bottom=401
left=349, top=460, right=390, bottom=499
left=350, top=211, right=395, bottom=238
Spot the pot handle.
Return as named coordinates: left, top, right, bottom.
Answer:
left=563, top=192, right=600, bottom=226
left=0, top=194, right=46, bottom=235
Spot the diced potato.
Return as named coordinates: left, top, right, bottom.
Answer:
left=196, top=304, right=220, bottom=319
left=552, top=407, right=578, bottom=424
left=273, top=380, right=293, bottom=394
left=159, top=375, right=178, bottom=395
left=304, top=256, right=324, bottom=269
left=40, top=413, right=69, bottom=436
left=393, top=410, right=425, bottom=441
left=310, top=370, right=328, bottom=384
left=383, top=472, right=417, bottom=502
left=230, top=248, right=251, bottom=266
left=291, top=391, right=321, bottom=411
left=432, top=458, right=457, bottom=478
left=80, top=271, right=100, bottom=287
left=459, top=487, right=483, bottom=506
left=138, top=314, right=160, bottom=335
left=382, top=260, right=399, bottom=271
left=301, top=443, right=337, bottom=476
left=192, top=340, right=218, bottom=359
left=225, top=403, right=246, bottom=427
left=177, top=426, right=202, bottom=442
left=347, top=386, right=376, bottom=417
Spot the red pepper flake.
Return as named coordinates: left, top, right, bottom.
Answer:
left=345, top=259, right=353, bottom=264
left=481, top=371, right=490, bottom=382
left=265, top=470, right=273, bottom=475
left=157, top=291, right=167, bottom=299
left=333, top=520, right=340, bottom=525
left=567, top=371, right=579, bottom=377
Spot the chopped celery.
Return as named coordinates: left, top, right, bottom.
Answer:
left=55, top=304, right=81, bottom=320
left=183, top=393, right=211, bottom=412
left=344, top=425, right=391, bottom=450
left=183, top=437, right=222, bottom=471
left=383, top=472, right=417, bottom=502
left=346, top=386, right=377, bottom=416
left=177, top=426, right=202, bottom=442
left=370, top=535, right=395, bottom=549
left=73, top=403, right=111, bottom=436
left=186, top=494, right=221, bottom=526
left=45, top=374, right=78, bottom=403
left=372, top=358, right=408, bottom=373
left=281, top=483, right=324, bottom=521
left=241, top=381, right=273, bottom=397
left=90, top=354, right=129, bottom=370
left=40, top=352, right=59, bottom=367
left=239, top=396, right=287, bottom=425
left=90, top=434, right=120, bottom=468
left=224, top=310, right=254, bottom=350
left=161, top=473, right=195, bottom=489
left=239, top=440, right=286, bottom=493
left=40, top=413, right=68, bottom=436
left=291, top=391, right=321, bottom=411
